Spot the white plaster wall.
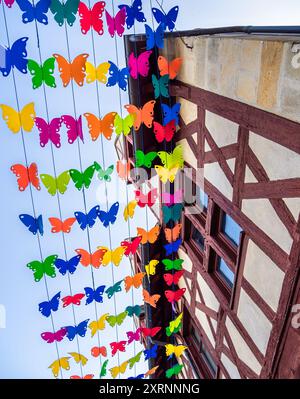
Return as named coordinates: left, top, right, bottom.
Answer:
left=243, top=240, right=285, bottom=312
left=206, top=111, right=239, bottom=147
left=204, top=162, right=233, bottom=200
left=195, top=307, right=216, bottom=348
left=177, top=138, right=197, bottom=169
left=196, top=272, right=220, bottom=312
left=221, top=353, right=241, bottom=379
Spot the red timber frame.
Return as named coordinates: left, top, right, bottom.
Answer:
left=169, top=80, right=300, bottom=379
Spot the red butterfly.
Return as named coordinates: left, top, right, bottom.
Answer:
left=11, top=163, right=40, bottom=191
left=153, top=120, right=176, bottom=143
left=110, top=340, right=127, bottom=356
left=140, top=327, right=161, bottom=338
left=61, top=293, right=85, bottom=307
left=78, top=1, right=106, bottom=35
left=121, top=236, right=142, bottom=256
left=135, top=188, right=158, bottom=208
left=163, top=270, right=184, bottom=286
left=165, top=288, right=186, bottom=303
left=91, top=346, right=107, bottom=358
left=70, top=374, right=94, bottom=379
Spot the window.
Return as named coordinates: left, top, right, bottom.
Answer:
left=191, top=227, right=205, bottom=252
left=221, top=213, right=242, bottom=246
left=196, top=186, right=208, bottom=213
left=216, top=257, right=234, bottom=288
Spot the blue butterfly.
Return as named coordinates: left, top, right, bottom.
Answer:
left=19, top=214, right=43, bottom=235
left=144, top=344, right=158, bottom=360
left=64, top=319, right=89, bottom=341
left=118, top=0, right=146, bottom=29
left=98, top=202, right=119, bottom=228
left=152, top=6, right=179, bottom=32
left=145, top=23, right=165, bottom=50
left=55, top=255, right=81, bottom=275
left=164, top=238, right=182, bottom=256
left=84, top=285, right=106, bottom=305
left=38, top=292, right=61, bottom=318
left=128, top=374, right=144, bottom=379
left=106, top=61, right=129, bottom=91
left=161, top=103, right=181, bottom=126
left=16, top=0, right=51, bottom=25
left=0, top=37, right=28, bottom=77
left=74, top=205, right=100, bottom=230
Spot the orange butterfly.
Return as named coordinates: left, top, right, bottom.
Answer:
left=11, top=163, right=40, bottom=191
left=124, top=100, right=156, bottom=131
left=48, top=217, right=76, bottom=233
left=116, top=160, right=131, bottom=180
left=137, top=225, right=160, bottom=244
left=164, top=223, right=182, bottom=243
left=158, top=56, right=182, bottom=80
left=75, top=248, right=106, bottom=269
left=145, top=366, right=159, bottom=376
left=124, top=272, right=145, bottom=292
left=91, top=346, right=107, bottom=358
left=53, top=53, right=89, bottom=87
left=83, top=112, right=117, bottom=141
left=143, top=288, right=161, bottom=308
left=70, top=374, right=94, bottom=379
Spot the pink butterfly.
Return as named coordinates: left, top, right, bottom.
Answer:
left=105, top=7, right=126, bottom=38
left=35, top=117, right=62, bottom=148
left=128, top=50, right=152, bottom=79
left=41, top=328, right=66, bottom=344
left=0, top=0, right=14, bottom=7
left=162, top=189, right=183, bottom=206
left=126, top=328, right=141, bottom=344
left=61, top=115, right=84, bottom=144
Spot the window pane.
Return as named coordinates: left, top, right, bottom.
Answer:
left=221, top=214, right=242, bottom=246
left=196, top=186, right=208, bottom=212
left=192, top=228, right=205, bottom=251
left=201, top=345, right=217, bottom=376
left=217, top=257, right=234, bottom=288
left=191, top=325, right=201, bottom=348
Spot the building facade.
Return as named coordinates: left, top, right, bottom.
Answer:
left=115, top=27, right=300, bottom=379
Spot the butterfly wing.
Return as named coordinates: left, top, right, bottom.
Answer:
left=106, top=61, right=119, bottom=88
left=141, top=100, right=156, bottom=128
left=0, top=105, right=21, bottom=133
left=76, top=319, right=89, bottom=337
left=10, top=163, right=35, bottom=192
left=61, top=114, right=84, bottom=144
left=78, top=1, right=92, bottom=34
left=27, top=59, right=43, bottom=89
left=117, top=66, right=129, bottom=91
left=114, top=7, right=126, bottom=37
left=41, top=57, right=56, bottom=88
left=105, top=10, right=115, bottom=37
left=64, top=0, right=79, bottom=26
left=19, top=214, right=39, bottom=235
left=123, top=200, right=137, bottom=222
left=90, top=1, right=105, bottom=35
left=99, top=202, right=119, bottom=228
left=145, top=24, right=155, bottom=50
left=53, top=54, right=72, bottom=87
left=71, top=53, right=89, bottom=86
left=39, top=291, right=60, bottom=317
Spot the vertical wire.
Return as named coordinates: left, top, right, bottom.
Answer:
left=62, top=0, right=118, bottom=376
left=1, top=2, right=63, bottom=378
left=109, top=0, right=139, bottom=377
left=32, top=0, right=84, bottom=378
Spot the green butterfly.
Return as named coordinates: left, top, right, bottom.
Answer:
left=106, top=311, right=128, bottom=327
left=166, top=364, right=183, bottom=378
left=105, top=280, right=123, bottom=299
left=152, top=74, right=169, bottom=99
left=162, top=258, right=184, bottom=271
left=157, top=145, right=184, bottom=169
left=69, top=163, right=96, bottom=190
left=166, top=322, right=182, bottom=337
left=27, top=58, right=56, bottom=90
left=100, top=359, right=109, bottom=378
left=40, top=171, right=70, bottom=196
left=162, top=203, right=183, bottom=223
left=27, top=255, right=58, bottom=282
left=114, top=114, right=134, bottom=136
left=94, top=163, right=114, bottom=182
left=128, top=351, right=143, bottom=369
left=50, top=0, right=80, bottom=27
left=135, top=150, right=157, bottom=168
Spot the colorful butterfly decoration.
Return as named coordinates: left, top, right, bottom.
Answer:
left=0, top=103, right=35, bottom=133
left=19, top=214, right=43, bottom=235
left=124, top=272, right=145, bottom=292
left=78, top=1, right=105, bottom=35
left=35, top=117, right=62, bottom=148
left=39, top=291, right=60, bottom=317
left=152, top=5, right=179, bottom=32
left=0, top=37, right=28, bottom=77
left=119, top=0, right=146, bottom=29
left=50, top=0, right=79, bottom=27
left=27, top=255, right=58, bottom=282
left=27, top=57, right=56, bottom=89
left=89, top=313, right=109, bottom=337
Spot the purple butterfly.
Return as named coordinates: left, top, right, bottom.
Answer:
left=61, top=114, right=84, bottom=144
left=98, top=202, right=119, bottom=228
left=35, top=117, right=62, bottom=148
left=126, top=328, right=141, bottom=344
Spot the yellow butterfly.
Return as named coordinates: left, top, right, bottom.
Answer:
left=110, top=360, right=128, bottom=379
left=48, top=357, right=70, bottom=378
left=123, top=200, right=137, bottom=221
left=155, top=165, right=179, bottom=184
left=165, top=344, right=187, bottom=358
left=0, top=103, right=36, bottom=133
left=97, top=246, right=125, bottom=266
left=145, top=260, right=159, bottom=276
left=169, top=312, right=183, bottom=334
left=88, top=313, right=109, bottom=337
left=68, top=352, right=88, bottom=366
left=157, top=145, right=184, bottom=169
left=85, top=61, right=110, bottom=84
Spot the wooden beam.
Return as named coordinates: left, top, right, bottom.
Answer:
left=204, top=143, right=238, bottom=164
left=243, top=178, right=300, bottom=199
left=232, top=127, right=249, bottom=208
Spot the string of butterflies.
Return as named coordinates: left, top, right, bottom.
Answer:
left=2, top=0, right=186, bottom=379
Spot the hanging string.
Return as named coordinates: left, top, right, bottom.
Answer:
left=1, top=2, right=63, bottom=378
left=32, top=0, right=84, bottom=378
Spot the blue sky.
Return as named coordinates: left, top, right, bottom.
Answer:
left=0, top=0, right=299, bottom=380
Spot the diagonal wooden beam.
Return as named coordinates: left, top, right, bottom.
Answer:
left=232, top=126, right=249, bottom=208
